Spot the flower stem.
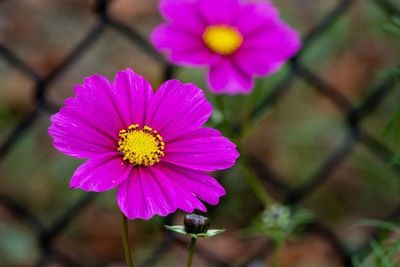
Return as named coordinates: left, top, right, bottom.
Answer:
left=185, top=237, right=197, bottom=267
left=215, top=95, right=225, bottom=113
left=214, top=95, right=232, bottom=135
left=239, top=156, right=274, bottom=207
left=271, top=240, right=284, bottom=267
left=121, top=213, right=135, bottom=267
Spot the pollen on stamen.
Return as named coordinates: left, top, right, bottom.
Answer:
left=117, top=124, right=165, bottom=166
left=202, top=25, right=243, bottom=56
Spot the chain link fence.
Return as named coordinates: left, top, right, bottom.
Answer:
left=0, top=0, right=399, bottom=266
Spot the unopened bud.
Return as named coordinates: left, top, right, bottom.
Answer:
left=184, top=214, right=210, bottom=234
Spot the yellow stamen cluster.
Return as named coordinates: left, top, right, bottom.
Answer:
left=202, top=25, right=243, bottom=56
left=117, top=124, right=165, bottom=166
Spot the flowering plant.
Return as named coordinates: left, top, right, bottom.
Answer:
left=152, top=0, right=301, bottom=94
left=49, top=69, right=239, bottom=220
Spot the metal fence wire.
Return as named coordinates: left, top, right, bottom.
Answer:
left=0, top=0, right=400, bottom=266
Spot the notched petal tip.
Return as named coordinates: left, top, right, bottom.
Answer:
left=116, top=67, right=137, bottom=77
left=150, top=24, right=170, bottom=49
left=69, top=155, right=128, bottom=192
left=207, top=61, right=256, bottom=95
left=114, top=68, right=154, bottom=92
left=122, top=206, right=180, bottom=221
left=159, top=79, right=208, bottom=100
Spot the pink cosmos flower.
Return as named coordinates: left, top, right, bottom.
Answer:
left=151, top=0, right=301, bottom=95
left=48, top=69, right=239, bottom=220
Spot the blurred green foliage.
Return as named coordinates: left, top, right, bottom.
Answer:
left=353, top=220, right=400, bottom=267
left=249, top=205, right=313, bottom=243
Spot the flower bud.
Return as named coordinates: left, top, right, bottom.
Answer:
left=184, top=214, right=210, bottom=234
left=262, top=205, right=290, bottom=229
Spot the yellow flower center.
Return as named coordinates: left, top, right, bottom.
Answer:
left=117, top=124, right=165, bottom=166
left=202, top=25, right=243, bottom=56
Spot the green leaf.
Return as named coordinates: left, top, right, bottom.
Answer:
left=384, top=16, right=400, bottom=36
left=356, top=219, right=400, bottom=233
left=164, top=225, right=225, bottom=238
left=351, top=220, right=400, bottom=267
left=392, top=16, right=400, bottom=27
left=202, top=229, right=225, bottom=238
left=383, top=24, right=400, bottom=36
left=164, top=225, right=187, bottom=235
left=378, top=68, right=400, bottom=78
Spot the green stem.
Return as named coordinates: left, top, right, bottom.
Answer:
left=215, top=95, right=225, bottom=113
left=239, top=156, right=274, bottom=207
left=121, top=213, right=135, bottom=267
left=185, top=237, right=197, bottom=267
left=214, top=95, right=232, bottom=135
left=271, top=240, right=284, bottom=267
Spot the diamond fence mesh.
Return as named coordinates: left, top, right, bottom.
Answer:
left=0, top=0, right=399, bottom=266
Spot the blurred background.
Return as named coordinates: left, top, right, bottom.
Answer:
left=0, top=0, right=400, bottom=266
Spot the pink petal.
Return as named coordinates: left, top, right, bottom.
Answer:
left=73, top=74, right=126, bottom=133
left=159, top=162, right=226, bottom=205
left=146, top=80, right=213, bottom=140
left=162, top=128, right=239, bottom=171
left=113, top=69, right=154, bottom=127
left=49, top=70, right=155, bottom=159
left=49, top=75, right=122, bottom=158
left=151, top=24, right=218, bottom=66
left=159, top=0, right=205, bottom=34
left=234, top=51, right=284, bottom=77
left=70, top=153, right=128, bottom=192
left=234, top=1, right=280, bottom=36
left=235, top=21, right=301, bottom=76
left=239, top=21, right=301, bottom=58
left=207, top=59, right=254, bottom=94
left=117, top=167, right=178, bottom=220
left=151, top=166, right=207, bottom=213
left=198, top=0, right=239, bottom=25
left=49, top=108, right=116, bottom=158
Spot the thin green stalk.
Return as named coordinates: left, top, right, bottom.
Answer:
left=186, top=237, right=197, bottom=267
left=239, top=156, right=274, bottom=207
left=271, top=240, right=284, bottom=267
left=215, top=95, right=225, bottom=114
left=214, top=95, right=232, bottom=136
left=121, top=213, right=135, bottom=267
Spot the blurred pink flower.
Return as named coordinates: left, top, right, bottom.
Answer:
left=151, top=0, right=301, bottom=95
left=48, top=69, right=239, bottom=220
